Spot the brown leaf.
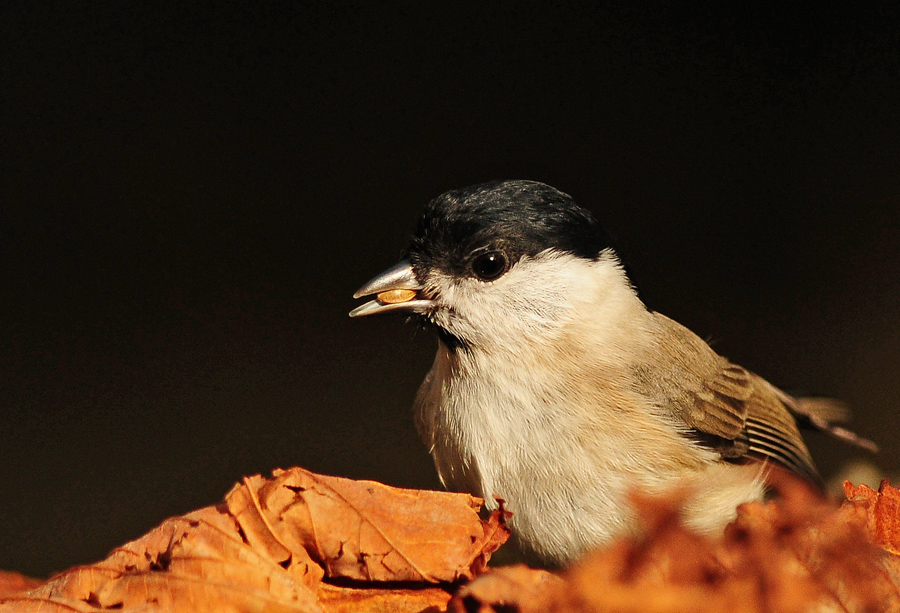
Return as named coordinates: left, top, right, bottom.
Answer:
left=448, top=565, right=562, bottom=613
left=552, top=495, right=764, bottom=613
left=14, top=506, right=322, bottom=612
left=0, top=467, right=508, bottom=612
left=454, top=472, right=900, bottom=613
left=317, top=582, right=452, bottom=613
left=561, top=473, right=900, bottom=612
left=842, top=479, right=900, bottom=556
left=225, top=475, right=325, bottom=590
left=20, top=465, right=900, bottom=611
left=231, top=466, right=509, bottom=583
left=0, top=572, right=43, bottom=600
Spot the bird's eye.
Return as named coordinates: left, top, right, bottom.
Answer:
left=471, top=251, right=508, bottom=281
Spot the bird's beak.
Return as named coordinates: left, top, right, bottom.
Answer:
left=349, top=259, right=433, bottom=317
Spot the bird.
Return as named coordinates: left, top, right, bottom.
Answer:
left=349, top=179, right=876, bottom=567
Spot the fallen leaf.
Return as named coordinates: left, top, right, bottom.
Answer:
left=842, top=478, right=900, bottom=556
left=228, top=467, right=509, bottom=583
left=15, top=505, right=322, bottom=613
left=317, top=582, right=452, bottom=613
left=9, top=467, right=900, bottom=612
left=452, top=472, right=900, bottom=613
left=0, top=573, right=42, bottom=600
left=448, top=565, right=562, bottom=613
left=0, top=467, right=509, bottom=612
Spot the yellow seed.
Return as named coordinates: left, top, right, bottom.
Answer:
left=377, top=289, right=418, bottom=304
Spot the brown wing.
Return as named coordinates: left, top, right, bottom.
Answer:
left=640, top=313, right=821, bottom=484
left=738, top=373, right=820, bottom=483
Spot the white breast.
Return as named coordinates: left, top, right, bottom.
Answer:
left=413, top=252, right=765, bottom=564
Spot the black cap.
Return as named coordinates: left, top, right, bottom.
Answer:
left=406, top=180, right=615, bottom=280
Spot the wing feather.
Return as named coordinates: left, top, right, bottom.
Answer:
left=643, top=313, right=821, bottom=484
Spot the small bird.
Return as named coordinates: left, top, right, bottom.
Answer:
left=350, top=180, right=875, bottom=566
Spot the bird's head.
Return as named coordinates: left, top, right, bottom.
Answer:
left=351, top=180, right=633, bottom=352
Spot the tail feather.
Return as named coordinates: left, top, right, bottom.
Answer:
left=765, top=383, right=879, bottom=453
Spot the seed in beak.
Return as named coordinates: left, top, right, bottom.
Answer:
left=377, top=289, right=418, bottom=304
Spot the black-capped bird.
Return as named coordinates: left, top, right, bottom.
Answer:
left=350, top=180, right=875, bottom=566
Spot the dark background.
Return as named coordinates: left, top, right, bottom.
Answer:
left=2, top=3, right=898, bottom=577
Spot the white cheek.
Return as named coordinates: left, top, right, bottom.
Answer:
left=425, top=252, right=603, bottom=347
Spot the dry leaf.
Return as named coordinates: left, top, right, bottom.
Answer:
left=451, top=474, right=900, bottom=613
left=448, top=565, right=562, bottom=613
left=0, top=573, right=42, bottom=600
left=842, top=479, right=900, bottom=556
left=9, top=466, right=900, bottom=612
left=316, top=582, right=451, bottom=613
left=7, top=505, right=322, bottom=613
left=228, top=467, right=509, bottom=583
left=0, top=467, right=509, bottom=612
